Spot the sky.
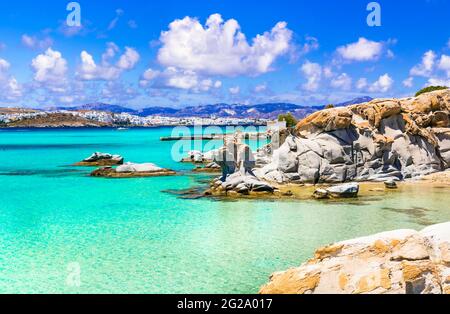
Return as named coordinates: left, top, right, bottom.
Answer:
left=0, top=0, right=449, bottom=109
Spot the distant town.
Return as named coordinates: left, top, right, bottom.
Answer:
left=0, top=108, right=268, bottom=128
left=0, top=97, right=372, bottom=128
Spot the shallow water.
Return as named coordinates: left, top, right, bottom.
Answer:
left=0, top=128, right=449, bottom=293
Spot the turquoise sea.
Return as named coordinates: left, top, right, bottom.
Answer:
left=0, top=127, right=449, bottom=294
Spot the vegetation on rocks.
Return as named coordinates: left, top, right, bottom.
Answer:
left=278, top=112, right=298, bottom=128
left=415, top=86, right=448, bottom=97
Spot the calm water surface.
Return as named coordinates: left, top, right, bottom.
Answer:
left=0, top=128, right=449, bottom=293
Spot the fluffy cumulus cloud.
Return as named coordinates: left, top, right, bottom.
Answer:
left=438, top=54, right=450, bottom=77
left=330, top=73, right=352, bottom=91
left=410, top=50, right=436, bottom=77
left=336, top=37, right=384, bottom=62
left=409, top=51, right=450, bottom=87
left=21, top=34, right=53, bottom=50
left=403, top=77, right=414, bottom=88
left=31, top=48, right=68, bottom=91
left=77, top=43, right=140, bottom=81
left=356, top=78, right=368, bottom=90
left=0, top=58, right=22, bottom=101
left=301, top=61, right=322, bottom=91
left=300, top=61, right=354, bottom=92
left=157, top=13, right=293, bottom=77
left=368, top=74, right=394, bottom=93
left=356, top=74, right=394, bottom=93
left=139, top=67, right=222, bottom=92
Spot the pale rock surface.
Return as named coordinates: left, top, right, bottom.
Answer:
left=116, top=162, right=163, bottom=173
left=257, top=89, right=450, bottom=183
left=260, top=222, right=450, bottom=294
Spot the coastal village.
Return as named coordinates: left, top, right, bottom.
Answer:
left=0, top=108, right=267, bottom=127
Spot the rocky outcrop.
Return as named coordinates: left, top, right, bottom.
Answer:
left=75, top=152, right=124, bottom=166
left=206, top=135, right=276, bottom=196
left=90, top=162, right=176, bottom=178
left=256, top=89, right=450, bottom=183
left=181, top=150, right=218, bottom=164
left=313, top=183, right=359, bottom=199
left=260, top=222, right=450, bottom=294
left=192, top=162, right=222, bottom=173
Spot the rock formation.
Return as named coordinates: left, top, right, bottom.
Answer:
left=256, top=89, right=450, bottom=184
left=90, top=162, right=176, bottom=178
left=260, top=222, right=450, bottom=294
left=75, top=152, right=124, bottom=166
left=313, top=183, right=359, bottom=199
left=206, top=134, right=275, bottom=196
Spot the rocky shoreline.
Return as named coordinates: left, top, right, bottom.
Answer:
left=185, top=89, right=450, bottom=201
left=259, top=222, right=450, bottom=294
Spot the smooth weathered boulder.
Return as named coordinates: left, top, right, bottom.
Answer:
left=260, top=222, right=450, bottom=294
left=257, top=89, right=450, bottom=184
left=116, top=162, right=163, bottom=173
left=90, top=162, right=176, bottom=178
left=207, top=172, right=275, bottom=196
left=75, top=152, right=124, bottom=166
left=384, top=179, right=398, bottom=189
left=181, top=150, right=207, bottom=163
left=313, top=183, right=359, bottom=199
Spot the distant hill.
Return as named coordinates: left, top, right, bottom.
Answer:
left=334, top=96, right=373, bottom=107
left=52, top=103, right=136, bottom=114
left=37, top=96, right=374, bottom=119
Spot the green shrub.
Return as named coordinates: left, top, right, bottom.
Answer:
left=325, top=104, right=334, bottom=109
left=278, top=112, right=298, bottom=128
left=415, top=86, right=448, bottom=97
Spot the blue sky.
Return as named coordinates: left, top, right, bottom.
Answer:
left=0, top=0, right=449, bottom=108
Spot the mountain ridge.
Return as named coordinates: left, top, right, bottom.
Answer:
left=48, top=97, right=373, bottom=119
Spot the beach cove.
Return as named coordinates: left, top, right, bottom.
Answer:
left=0, top=127, right=449, bottom=293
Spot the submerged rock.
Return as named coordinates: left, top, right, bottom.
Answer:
left=90, top=162, right=176, bottom=178
left=260, top=222, right=450, bottom=294
left=75, top=152, right=124, bottom=166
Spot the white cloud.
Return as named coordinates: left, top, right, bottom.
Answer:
left=438, top=54, right=450, bottom=77
left=31, top=48, right=68, bottom=88
left=427, top=77, right=450, bottom=87
left=108, top=9, right=124, bottom=30
left=356, top=78, right=368, bottom=90
left=78, top=43, right=140, bottom=81
left=402, top=77, right=414, bottom=88
left=0, top=58, right=22, bottom=101
left=301, top=61, right=322, bottom=91
left=410, top=50, right=436, bottom=77
left=254, top=83, right=268, bottom=93
left=117, top=47, right=140, bottom=70
left=21, top=34, right=53, bottom=50
left=336, top=37, right=384, bottom=62
left=140, top=66, right=222, bottom=92
left=330, top=73, right=352, bottom=91
left=229, top=86, right=240, bottom=94
left=157, top=14, right=292, bottom=77
left=368, top=73, right=394, bottom=93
